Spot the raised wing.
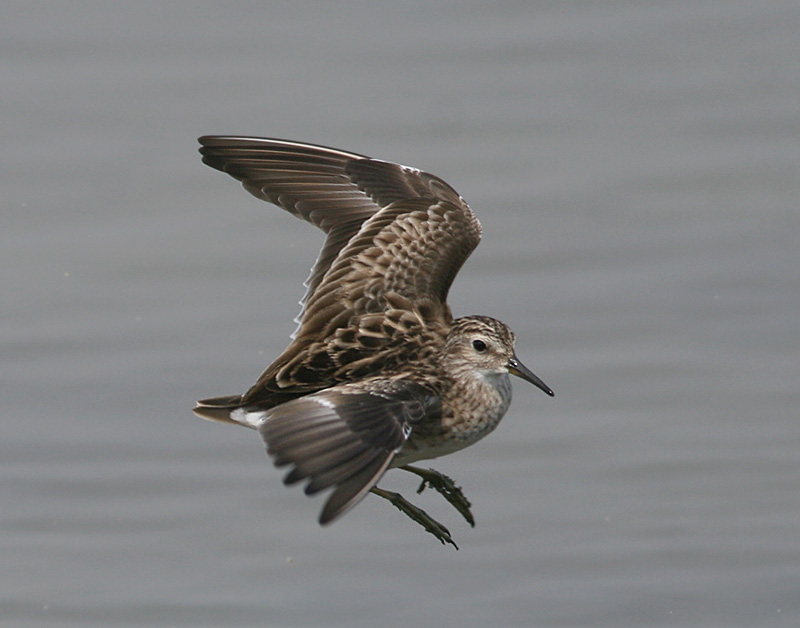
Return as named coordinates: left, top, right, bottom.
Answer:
left=199, top=136, right=478, bottom=317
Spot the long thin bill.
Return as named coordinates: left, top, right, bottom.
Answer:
left=507, top=356, right=554, bottom=397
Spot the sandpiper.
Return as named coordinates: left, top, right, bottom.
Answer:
left=193, top=137, right=553, bottom=548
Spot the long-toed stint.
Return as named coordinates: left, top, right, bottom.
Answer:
left=193, top=137, right=553, bottom=548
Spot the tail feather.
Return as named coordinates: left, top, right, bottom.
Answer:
left=193, top=395, right=251, bottom=426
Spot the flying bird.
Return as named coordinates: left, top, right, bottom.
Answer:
left=194, top=137, right=553, bottom=547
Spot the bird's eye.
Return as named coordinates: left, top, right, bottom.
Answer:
left=472, top=339, right=487, bottom=352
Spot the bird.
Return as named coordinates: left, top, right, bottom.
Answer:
left=193, top=136, right=553, bottom=548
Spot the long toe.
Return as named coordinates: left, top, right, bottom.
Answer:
left=370, top=487, right=459, bottom=549
left=402, top=466, right=475, bottom=527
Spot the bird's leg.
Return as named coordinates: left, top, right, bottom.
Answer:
left=369, top=487, right=458, bottom=549
left=400, top=465, right=475, bottom=527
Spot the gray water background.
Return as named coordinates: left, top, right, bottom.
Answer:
left=3, top=2, right=799, bottom=626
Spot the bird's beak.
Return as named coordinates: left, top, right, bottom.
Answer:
left=507, top=355, right=554, bottom=397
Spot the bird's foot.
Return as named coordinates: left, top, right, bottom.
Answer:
left=401, top=465, right=475, bottom=527
left=370, top=487, right=458, bottom=549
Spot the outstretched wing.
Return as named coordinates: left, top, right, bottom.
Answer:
left=257, top=380, right=440, bottom=524
left=198, top=137, right=482, bottom=334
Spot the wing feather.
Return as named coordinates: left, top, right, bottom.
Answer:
left=257, top=380, right=436, bottom=523
left=198, top=136, right=481, bottom=330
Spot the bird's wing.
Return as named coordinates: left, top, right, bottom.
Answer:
left=198, top=137, right=481, bottom=336
left=255, top=379, right=439, bottom=524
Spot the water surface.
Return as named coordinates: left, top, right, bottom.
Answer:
left=3, top=2, right=799, bottom=626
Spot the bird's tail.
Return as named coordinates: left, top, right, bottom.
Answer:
left=193, top=395, right=266, bottom=429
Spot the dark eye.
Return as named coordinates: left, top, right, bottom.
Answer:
left=472, top=339, right=487, bottom=352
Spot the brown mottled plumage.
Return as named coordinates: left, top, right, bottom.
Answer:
left=193, top=137, right=553, bottom=547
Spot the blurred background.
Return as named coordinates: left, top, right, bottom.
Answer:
left=3, top=2, right=799, bottom=626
